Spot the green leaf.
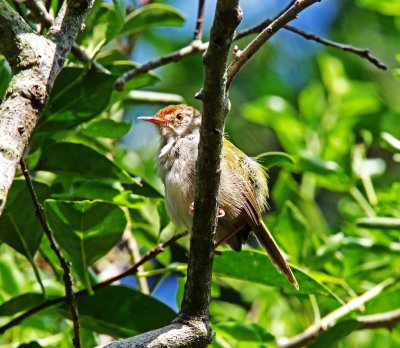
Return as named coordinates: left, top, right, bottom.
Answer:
left=213, top=250, right=336, bottom=297
left=0, top=293, right=45, bottom=316
left=213, top=321, right=274, bottom=343
left=121, top=4, right=185, bottom=35
left=109, top=0, right=125, bottom=40
left=44, top=200, right=127, bottom=291
left=78, top=118, right=131, bottom=138
left=298, top=81, right=327, bottom=124
left=77, top=2, right=124, bottom=57
left=37, top=142, right=134, bottom=184
left=0, top=179, right=50, bottom=258
left=298, top=151, right=341, bottom=175
left=308, top=320, right=361, bottom=348
left=61, top=285, right=176, bottom=337
left=40, top=68, right=116, bottom=131
left=358, top=0, right=400, bottom=16
left=123, top=180, right=164, bottom=198
left=256, top=152, right=294, bottom=169
left=275, top=201, right=309, bottom=262
left=0, top=56, right=11, bottom=97
left=18, top=342, right=43, bottom=348
left=242, top=96, right=305, bottom=153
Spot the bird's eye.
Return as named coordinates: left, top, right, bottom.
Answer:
left=176, top=113, right=182, bottom=120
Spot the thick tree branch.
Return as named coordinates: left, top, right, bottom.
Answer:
left=0, top=0, right=92, bottom=217
left=276, top=279, right=395, bottom=348
left=227, top=0, right=321, bottom=88
left=179, top=0, right=241, bottom=320
left=106, top=1, right=242, bottom=346
left=20, top=158, right=81, bottom=348
left=0, top=231, right=188, bottom=334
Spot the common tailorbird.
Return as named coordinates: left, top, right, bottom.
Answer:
left=138, top=105, right=298, bottom=289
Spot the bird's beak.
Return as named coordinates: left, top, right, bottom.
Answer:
left=137, top=116, right=166, bottom=126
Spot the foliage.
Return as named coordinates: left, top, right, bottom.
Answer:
left=0, top=0, right=399, bottom=347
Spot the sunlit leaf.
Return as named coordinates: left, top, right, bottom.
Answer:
left=39, top=68, right=116, bottom=131
left=45, top=200, right=127, bottom=291
left=78, top=118, right=131, bottom=138
left=213, top=321, right=274, bottom=343
left=0, top=293, right=45, bottom=316
left=59, top=285, right=176, bottom=337
left=213, top=250, right=337, bottom=298
left=0, top=179, right=50, bottom=258
left=121, top=4, right=185, bottom=35
left=298, top=151, right=341, bottom=175
left=256, top=152, right=294, bottom=169
left=37, top=142, right=134, bottom=184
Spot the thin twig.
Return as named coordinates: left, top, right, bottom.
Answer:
left=122, top=209, right=149, bottom=294
left=115, top=4, right=386, bottom=91
left=193, top=0, right=206, bottom=41
left=115, top=42, right=208, bottom=90
left=226, top=0, right=321, bottom=88
left=19, top=159, right=81, bottom=348
left=359, top=308, right=400, bottom=330
left=70, top=44, right=111, bottom=74
left=233, top=20, right=387, bottom=70
left=276, top=279, right=395, bottom=348
left=0, top=231, right=188, bottom=334
left=283, top=25, right=387, bottom=70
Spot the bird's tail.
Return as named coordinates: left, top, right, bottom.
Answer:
left=253, top=219, right=299, bottom=290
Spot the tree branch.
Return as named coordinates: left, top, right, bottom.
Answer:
left=179, top=0, right=242, bottom=320
left=227, top=0, right=321, bottom=88
left=114, top=3, right=385, bottom=90
left=193, top=0, right=206, bottom=42
left=106, top=1, right=242, bottom=346
left=0, top=0, right=92, bottom=217
left=234, top=20, right=387, bottom=71
left=0, top=231, right=188, bottom=334
left=20, top=158, right=81, bottom=348
left=276, top=279, right=396, bottom=348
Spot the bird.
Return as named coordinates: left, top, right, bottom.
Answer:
left=138, top=104, right=298, bottom=289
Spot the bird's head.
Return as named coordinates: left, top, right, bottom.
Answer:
left=138, top=105, right=201, bottom=139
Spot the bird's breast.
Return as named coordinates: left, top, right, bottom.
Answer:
left=157, top=137, right=197, bottom=229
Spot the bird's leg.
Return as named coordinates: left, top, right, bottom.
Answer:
left=189, top=202, right=225, bottom=218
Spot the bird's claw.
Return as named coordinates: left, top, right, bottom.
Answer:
left=217, top=207, right=225, bottom=218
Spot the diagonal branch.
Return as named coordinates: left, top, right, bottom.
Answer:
left=114, top=4, right=386, bottom=91
left=193, top=0, right=206, bottom=42
left=0, top=0, right=93, bottom=218
left=276, top=279, right=396, bottom=348
left=226, top=0, right=321, bottom=88
left=0, top=231, right=188, bottom=334
left=20, top=158, right=81, bottom=348
left=234, top=20, right=387, bottom=71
